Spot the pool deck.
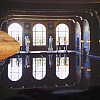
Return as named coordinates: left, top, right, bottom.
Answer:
left=18, top=50, right=76, bottom=54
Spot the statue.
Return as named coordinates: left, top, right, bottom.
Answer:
left=49, top=36, right=53, bottom=48
left=25, top=36, right=30, bottom=53
left=48, top=35, right=53, bottom=51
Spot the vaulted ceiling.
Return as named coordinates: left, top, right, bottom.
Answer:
left=0, top=0, right=100, bottom=3
left=0, top=0, right=100, bottom=16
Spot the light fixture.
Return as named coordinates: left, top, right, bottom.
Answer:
left=81, top=40, right=84, bottom=43
left=86, top=40, right=91, bottom=43
left=81, top=66, right=84, bottom=69
left=87, top=68, right=91, bottom=72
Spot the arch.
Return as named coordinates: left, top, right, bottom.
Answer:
left=8, top=23, right=23, bottom=46
left=83, top=19, right=90, bottom=54
left=56, top=23, right=69, bottom=45
left=33, top=23, right=46, bottom=46
left=75, top=22, right=81, bottom=52
left=8, top=58, right=22, bottom=81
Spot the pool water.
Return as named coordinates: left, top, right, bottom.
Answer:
left=0, top=51, right=100, bottom=99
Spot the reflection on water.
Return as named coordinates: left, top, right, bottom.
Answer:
left=1, top=52, right=98, bottom=90
left=56, top=54, right=69, bottom=79
left=84, top=57, right=90, bottom=78
left=32, top=57, right=46, bottom=80
left=8, top=57, right=22, bottom=81
left=7, top=54, right=70, bottom=81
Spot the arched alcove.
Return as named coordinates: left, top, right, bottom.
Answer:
left=75, top=22, right=81, bottom=52
left=83, top=19, right=90, bottom=54
left=33, top=23, right=46, bottom=46
left=8, top=23, right=23, bottom=46
left=56, top=23, right=69, bottom=45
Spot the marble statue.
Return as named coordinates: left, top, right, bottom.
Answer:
left=48, top=35, right=53, bottom=51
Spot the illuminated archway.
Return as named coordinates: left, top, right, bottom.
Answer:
left=33, top=23, right=46, bottom=46
left=75, top=22, right=81, bottom=52
left=83, top=19, right=90, bottom=54
left=8, top=23, right=22, bottom=46
left=56, top=24, right=69, bottom=45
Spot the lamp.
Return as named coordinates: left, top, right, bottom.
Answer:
left=81, top=40, right=84, bottom=43
left=87, top=68, right=91, bottom=72
left=86, top=40, right=91, bottom=43
left=81, top=40, right=84, bottom=50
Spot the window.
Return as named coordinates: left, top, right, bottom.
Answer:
left=8, top=58, right=22, bottom=81
left=33, top=23, right=46, bottom=46
left=56, top=24, right=69, bottom=45
left=8, top=23, right=23, bottom=46
left=56, top=55, right=69, bottom=79
left=32, top=57, right=46, bottom=80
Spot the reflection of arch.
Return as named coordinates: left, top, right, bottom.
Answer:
left=84, top=57, right=90, bottom=78
left=75, top=22, right=81, bottom=52
left=8, top=58, right=22, bottom=81
left=56, top=23, right=69, bottom=45
left=56, top=56, right=69, bottom=79
left=8, top=23, right=22, bottom=46
left=83, top=19, right=90, bottom=54
left=32, top=57, right=46, bottom=80
left=33, top=23, right=46, bottom=46
left=75, top=55, right=81, bottom=84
